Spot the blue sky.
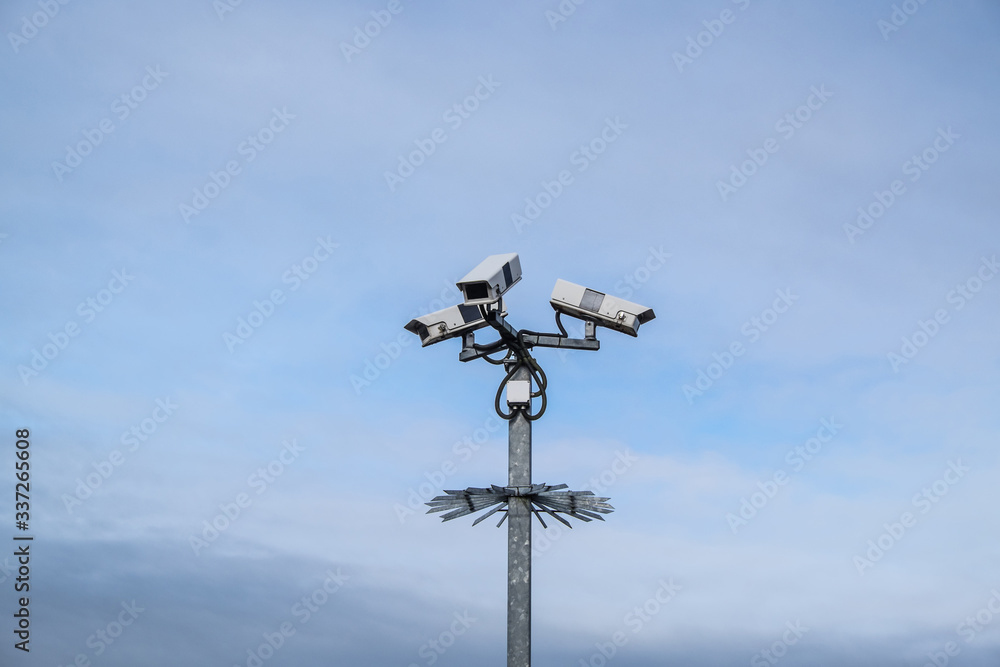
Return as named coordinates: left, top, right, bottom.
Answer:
left=2, top=0, right=1000, bottom=665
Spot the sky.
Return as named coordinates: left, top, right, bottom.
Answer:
left=1, top=0, right=1000, bottom=665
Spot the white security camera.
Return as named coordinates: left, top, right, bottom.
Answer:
left=405, top=304, right=489, bottom=347
left=549, top=279, right=655, bottom=337
left=457, top=253, right=522, bottom=306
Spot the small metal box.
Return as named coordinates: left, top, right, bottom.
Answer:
left=506, top=379, right=531, bottom=407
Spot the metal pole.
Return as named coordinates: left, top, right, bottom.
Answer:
left=507, top=362, right=531, bottom=667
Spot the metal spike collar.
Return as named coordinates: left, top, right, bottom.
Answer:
left=426, top=483, right=614, bottom=529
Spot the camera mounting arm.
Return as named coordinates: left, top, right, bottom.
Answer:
left=458, top=312, right=600, bottom=363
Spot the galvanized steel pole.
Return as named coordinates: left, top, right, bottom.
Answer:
left=408, top=256, right=650, bottom=666
left=507, top=362, right=531, bottom=667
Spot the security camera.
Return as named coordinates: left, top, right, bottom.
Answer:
left=457, top=253, right=522, bottom=306
left=549, top=279, right=655, bottom=337
left=405, top=304, right=489, bottom=347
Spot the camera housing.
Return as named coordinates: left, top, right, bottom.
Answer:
left=405, top=304, right=488, bottom=347
left=549, top=279, right=655, bottom=337
left=457, top=253, right=522, bottom=306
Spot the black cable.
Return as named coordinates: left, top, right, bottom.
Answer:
left=522, top=351, right=548, bottom=420
left=555, top=311, right=568, bottom=337
left=474, top=296, right=556, bottom=421
left=473, top=338, right=505, bottom=352
left=516, top=311, right=568, bottom=342
left=494, top=346, right=549, bottom=421
left=515, top=332, right=549, bottom=394
left=480, top=348, right=512, bottom=365
left=528, top=358, right=547, bottom=396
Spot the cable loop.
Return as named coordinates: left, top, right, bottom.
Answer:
left=492, top=347, right=548, bottom=421
left=483, top=304, right=566, bottom=420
